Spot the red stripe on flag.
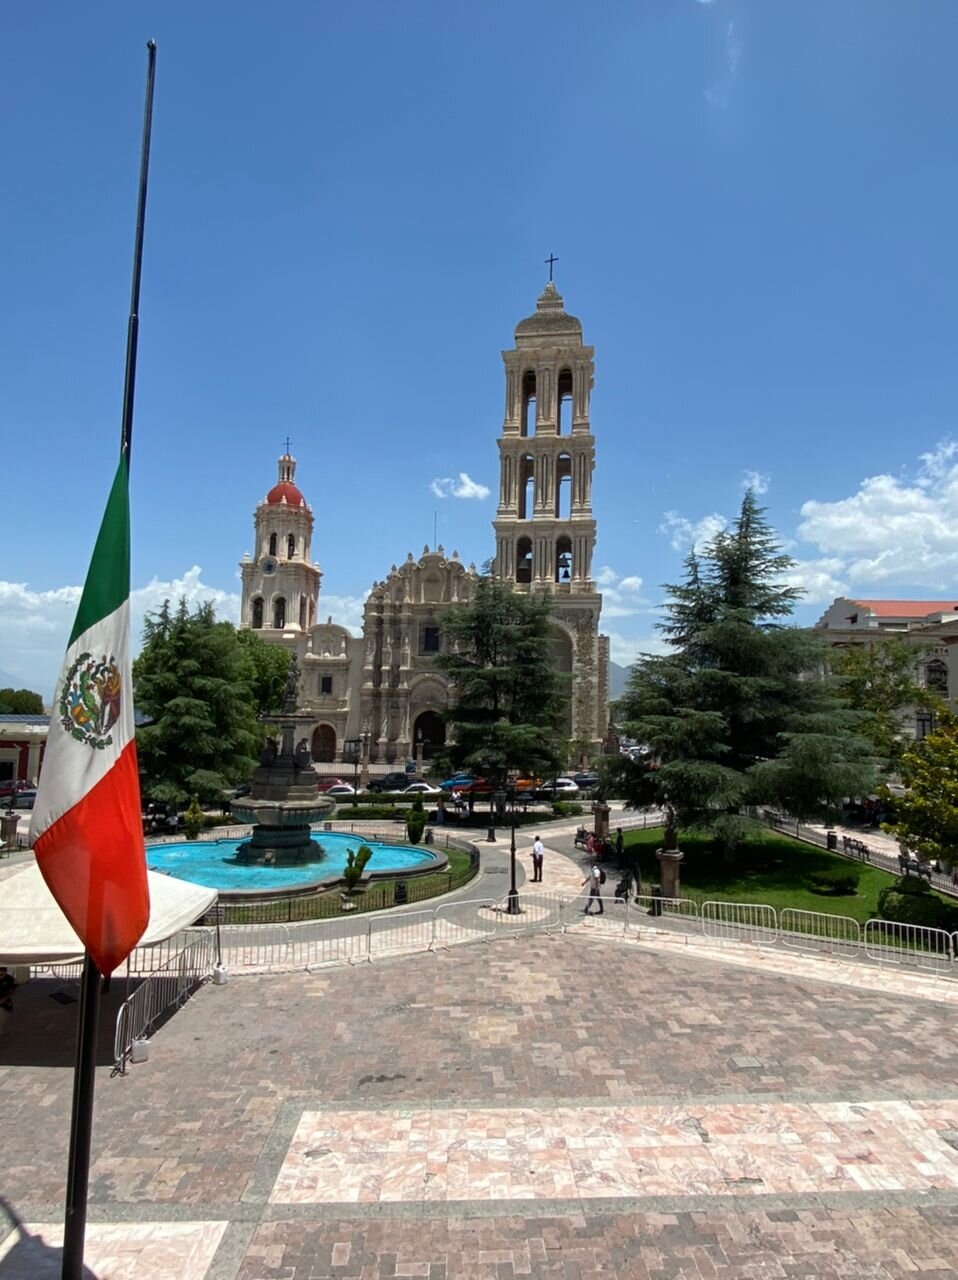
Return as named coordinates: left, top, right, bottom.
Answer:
left=34, top=740, right=150, bottom=977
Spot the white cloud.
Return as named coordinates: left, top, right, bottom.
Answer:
left=704, top=19, right=742, bottom=110
left=429, top=473, right=490, bottom=500
left=659, top=510, right=727, bottom=553
left=309, top=594, right=367, bottom=635
left=797, top=441, right=958, bottom=586
left=782, top=558, right=848, bottom=605
left=605, top=628, right=669, bottom=669
left=595, top=566, right=648, bottom=619
left=742, top=469, right=770, bottom=495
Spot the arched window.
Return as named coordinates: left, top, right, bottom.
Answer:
left=268, top=532, right=277, bottom=556
left=516, top=536, right=533, bottom=584
left=251, top=597, right=263, bottom=629
left=927, top=659, right=949, bottom=695
left=287, top=533, right=296, bottom=559
left=521, top=371, right=537, bottom=438
left=519, top=455, right=535, bottom=519
left=311, top=724, right=336, bottom=763
left=555, top=453, right=572, bottom=518
left=557, top=367, right=573, bottom=435
left=273, top=596, right=286, bottom=629
left=555, top=535, right=573, bottom=583
left=299, top=597, right=307, bottom=629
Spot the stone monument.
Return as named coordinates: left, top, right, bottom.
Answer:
left=231, top=657, right=334, bottom=864
left=655, top=803, right=685, bottom=899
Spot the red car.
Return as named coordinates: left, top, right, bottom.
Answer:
left=315, top=776, right=349, bottom=793
left=451, top=777, right=492, bottom=796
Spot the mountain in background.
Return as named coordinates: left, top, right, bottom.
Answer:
left=609, top=661, right=630, bottom=702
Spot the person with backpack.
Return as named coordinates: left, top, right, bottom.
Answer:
left=582, top=864, right=605, bottom=914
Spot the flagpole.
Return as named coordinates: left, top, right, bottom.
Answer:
left=61, top=40, right=157, bottom=1280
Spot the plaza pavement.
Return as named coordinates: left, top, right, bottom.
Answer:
left=3, top=822, right=958, bottom=1277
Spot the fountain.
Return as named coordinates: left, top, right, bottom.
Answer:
left=231, top=656, right=334, bottom=864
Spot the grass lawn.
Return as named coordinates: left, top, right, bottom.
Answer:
left=620, top=826, right=945, bottom=925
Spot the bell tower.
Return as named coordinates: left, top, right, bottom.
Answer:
left=493, top=281, right=609, bottom=746
left=240, top=449, right=321, bottom=651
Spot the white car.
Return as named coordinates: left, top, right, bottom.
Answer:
left=326, top=783, right=356, bottom=796
left=401, top=782, right=441, bottom=797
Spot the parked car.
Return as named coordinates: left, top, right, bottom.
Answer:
left=325, top=783, right=356, bottom=796
left=535, top=777, right=579, bottom=798
left=401, top=782, right=441, bottom=797
left=513, top=775, right=541, bottom=793
left=573, top=772, right=599, bottom=790
left=0, top=778, right=36, bottom=798
left=450, top=777, right=492, bottom=795
left=315, top=776, right=350, bottom=793
left=10, top=788, right=38, bottom=810
left=440, top=772, right=476, bottom=791
left=368, top=771, right=420, bottom=793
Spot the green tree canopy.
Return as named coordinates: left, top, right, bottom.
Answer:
left=436, top=575, right=567, bottom=789
left=611, top=491, right=874, bottom=858
left=236, top=628, right=292, bottom=713
left=133, top=598, right=263, bottom=806
left=883, top=711, right=958, bottom=867
left=829, top=637, right=940, bottom=770
left=0, top=687, right=45, bottom=714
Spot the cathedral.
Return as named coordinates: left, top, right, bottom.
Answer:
left=239, top=282, right=610, bottom=767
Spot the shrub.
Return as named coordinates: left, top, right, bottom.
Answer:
left=809, top=866, right=862, bottom=895
left=342, top=844, right=373, bottom=893
left=552, top=801, right=584, bottom=818
left=183, top=796, right=205, bottom=840
left=407, top=795, right=426, bottom=844
left=877, top=876, right=957, bottom=931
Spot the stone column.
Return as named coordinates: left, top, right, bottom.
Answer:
left=656, top=848, right=685, bottom=900
left=592, top=801, right=610, bottom=840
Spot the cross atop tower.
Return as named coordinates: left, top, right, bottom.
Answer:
left=284, top=435, right=292, bottom=455
left=545, top=253, right=558, bottom=282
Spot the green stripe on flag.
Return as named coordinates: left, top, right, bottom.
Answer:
left=69, top=453, right=131, bottom=646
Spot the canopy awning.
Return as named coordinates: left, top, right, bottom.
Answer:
left=0, top=862, right=217, bottom=966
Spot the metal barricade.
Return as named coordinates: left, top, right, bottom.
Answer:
left=863, top=919, right=954, bottom=975
left=780, top=909, right=861, bottom=958
left=368, top=909, right=436, bottom=959
left=286, top=916, right=371, bottom=969
left=702, top=901, right=778, bottom=948
left=113, top=930, right=216, bottom=1073
left=432, top=897, right=500, bottom=949
left=496, top=891, right=566, bottom=937
left=218, top=923, right=290, bottom=971
left=629, top=894, right=700, bottom=937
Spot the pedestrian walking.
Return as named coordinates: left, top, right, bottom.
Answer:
left=615, top=828, right=624, bottom=858
left=582, top=864, right=605, bottom=914
left=531, top=835, right=544, bottom=883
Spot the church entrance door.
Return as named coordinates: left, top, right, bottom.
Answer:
left=311, top=724, right=336, bottom=763
left=413, top=710, right=445, bottom=760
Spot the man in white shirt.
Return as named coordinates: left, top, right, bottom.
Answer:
left=581, top=864, right=604, bottom=914
left=531, top=835, right=544, bottom=883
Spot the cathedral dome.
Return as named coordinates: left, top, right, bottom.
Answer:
left=515, top=281, right=582, bottom=337
left=266, top=480, right=306, bottom=507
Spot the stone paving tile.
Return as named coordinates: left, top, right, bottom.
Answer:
left=0, top=1219, right=228, bottom=1279
left=4, top=935, right=958, bottom=1277
left=235, top=1206, right=958, bottom=1278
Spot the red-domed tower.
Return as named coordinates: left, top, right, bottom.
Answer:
left=239, top=450, right=322, bottom=650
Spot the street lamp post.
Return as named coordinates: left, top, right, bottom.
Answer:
left=415, top=728, right=424, bottom=777
left=359, top=729, right=370, bottom=790
left=507, top=790, right=519, bottom=914
left=488, top=786, right=502, bottom=843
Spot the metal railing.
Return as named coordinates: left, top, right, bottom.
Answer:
left=113, top=928, right=217, bottom=1074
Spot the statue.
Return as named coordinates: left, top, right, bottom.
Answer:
left=664, top=801, right=678, bottom=852
left=260, top=736, right=278, bottom=767
left=282, top=654, right=301, bottom=713
left=294, top=737, right=311, bottom=770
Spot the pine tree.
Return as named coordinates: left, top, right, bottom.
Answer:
left=614, top=491, right=874, bottom=860
left=133, top=599, right=262, bottom=805
left=436, top=575, right=567, bottom=789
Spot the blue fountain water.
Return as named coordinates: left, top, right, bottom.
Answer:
left=146, top=833, right=439, bottom=892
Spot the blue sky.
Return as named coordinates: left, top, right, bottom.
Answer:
left=3, top=0, right=958, bottom=698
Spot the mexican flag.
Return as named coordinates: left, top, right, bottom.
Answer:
left=30, top=453, right=150, bottom=977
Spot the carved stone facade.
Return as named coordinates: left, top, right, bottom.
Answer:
left=493, top=282, right=609, bottom=744
left=238, top=283, right=609, bottom=764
